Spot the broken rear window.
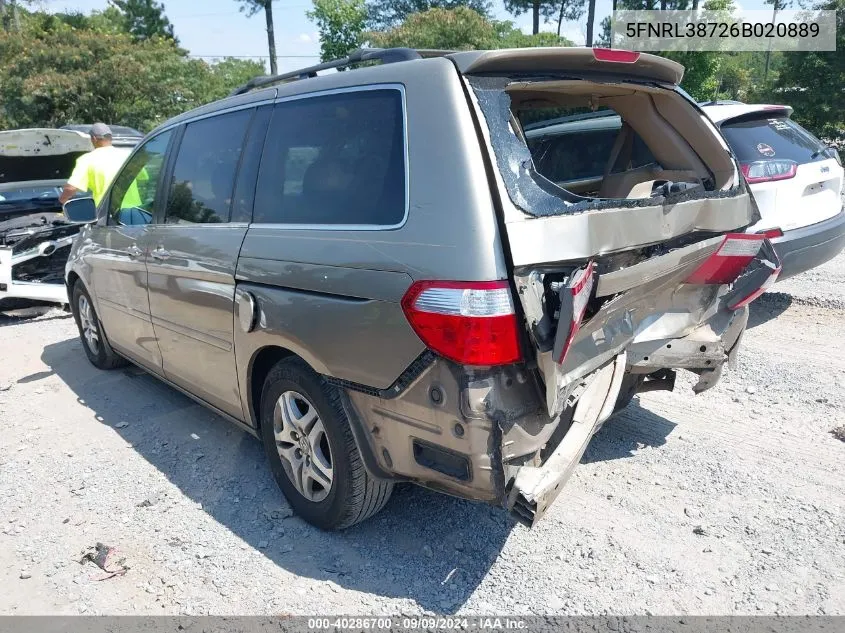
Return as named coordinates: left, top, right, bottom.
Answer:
left=468, top=76, right=743, bottom=218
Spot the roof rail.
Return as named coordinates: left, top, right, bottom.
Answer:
left=229, top=47, right=427, bottom=96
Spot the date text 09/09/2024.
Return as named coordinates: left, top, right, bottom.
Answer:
left=307, top=617, right=529, bottom=630
left=625, top=21, right=820, bottom=38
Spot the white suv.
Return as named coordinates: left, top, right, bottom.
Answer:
left=701, top=101, right=845, bottom=280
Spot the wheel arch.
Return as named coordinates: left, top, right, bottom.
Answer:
left=66, top=270, right=81, bottom=312
left=246, top=345, right=297, bottom=429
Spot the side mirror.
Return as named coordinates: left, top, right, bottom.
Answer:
left=62, top=197, right=97, bottom=224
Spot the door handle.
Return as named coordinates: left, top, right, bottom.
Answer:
left=127, top=245, right=143, bottom=258
left=151, top=248, right=171, bottom=260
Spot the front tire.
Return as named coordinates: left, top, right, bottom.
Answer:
left=71, top=281, right=127, bottom=370
left=260, top=358, right=393, bottom=530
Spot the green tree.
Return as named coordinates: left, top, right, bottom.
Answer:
left=109, top=0, right=178, bottom=42
left=502, top=0, right=559, bottom=35
left=366, top=0, right=491, bottom=29
left=308, top=0, right=367, bottom=62
left=772, top=0, right=844, bottom=138
left=0, top=16, right=253, bottom=132
left=367, top=6, right=571, bottom=49
left=208, top=57, right=266, bottom=90
left=235, top=0, right=277, bottom=74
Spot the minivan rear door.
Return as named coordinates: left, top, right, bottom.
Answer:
left=453, top=49, right=772, bottom=416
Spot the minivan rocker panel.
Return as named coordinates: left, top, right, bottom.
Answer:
left=65, top=48, right=780, bottom=529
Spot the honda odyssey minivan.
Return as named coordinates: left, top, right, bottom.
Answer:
left=62, top=47, right=780, bottom=530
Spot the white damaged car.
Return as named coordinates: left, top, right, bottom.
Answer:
left=0, top=128, right=132, bottom=308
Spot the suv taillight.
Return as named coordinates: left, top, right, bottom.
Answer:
left=686, top=234, right=781, bottom=309
left=741, top=160, right=797, bottom=183
left=401, top=280, right=521, bottom=366
left=686, top=234, right=765, bottom=285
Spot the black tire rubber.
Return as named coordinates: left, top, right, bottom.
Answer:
left=612, top=374, right=645, bottom=414
left=71, top=280, right=128, bottom=370
left=259, top=357, right=393, bottom=530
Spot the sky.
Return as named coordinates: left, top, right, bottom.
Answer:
left=40, top=0, right=769, bottom=75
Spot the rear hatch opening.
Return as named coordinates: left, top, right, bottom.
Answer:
left=457, top=49, right=772, bottom=417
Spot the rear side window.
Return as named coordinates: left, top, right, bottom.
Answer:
left=720, top=116, right=827, bottom=165
left=165, top=109, right=252, bottom=224
left=254, top=88, right=406, bottom=226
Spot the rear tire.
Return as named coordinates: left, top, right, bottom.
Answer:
left=259, top=357, right=393, bottom=530
left=71, top=281, right=127, bottom=370
left=612, top=374, right=644, bottom=414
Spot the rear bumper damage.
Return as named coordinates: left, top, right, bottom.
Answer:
left=625, top=303, right=748, bottom=394
left=506, top=353, right=627, bottom=527
left=340, top=239, right=778, bottom=527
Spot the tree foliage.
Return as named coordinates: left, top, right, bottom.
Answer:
left=771, top=0, right=844, bottom=138
left=0, top=10, right=264, bottom=132
left=308, top=0, right=368, bottom=62
left=365, top=0, right=492, bottom=30
left=109, top=0, right=177, bottom=42
left=367, top=6, right=572, bottom=49
left=234, top=0, right=277, bottom=74
left=502, top=0, right=574, bottom=35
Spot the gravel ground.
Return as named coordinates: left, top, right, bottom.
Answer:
left=0, top=253, right=843, bottom=617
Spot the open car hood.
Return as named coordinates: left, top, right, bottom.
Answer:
left=0, top=128, right=92, bottom=184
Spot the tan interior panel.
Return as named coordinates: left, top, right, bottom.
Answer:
left=509, top=80, right=737, bottom=199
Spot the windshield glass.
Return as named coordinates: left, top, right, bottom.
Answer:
left=721, top=116, right=827, bottom=165
left=0, top=184, right=61, bottom=202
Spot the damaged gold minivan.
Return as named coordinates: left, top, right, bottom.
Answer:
left=64, top=47, right=781, bottom=530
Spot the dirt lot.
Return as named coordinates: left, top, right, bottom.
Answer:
left=1, top=253, right=843, bottom=616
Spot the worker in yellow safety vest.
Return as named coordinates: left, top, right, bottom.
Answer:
left=59, top=123, right=137, bottom=206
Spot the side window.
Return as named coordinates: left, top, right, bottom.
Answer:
left=164, top=109, right=252, bottom=224
left=107, top=131, right=172, bottom=226
left=254, top=88, right=406, bottom=226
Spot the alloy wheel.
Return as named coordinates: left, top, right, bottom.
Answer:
left=273, top=390, right=334, bottom=502
left=78, top=294, right=100, bottom=355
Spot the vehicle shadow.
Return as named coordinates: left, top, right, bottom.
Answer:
left=0, top=305, right=69, bottom=327
left=40, top=338, right=516, bottom=614
left=582, top=400, right=677, bottom=464
left=747, top=292, right=793, bottom=329
left=41, top=337, right=683, bottom=613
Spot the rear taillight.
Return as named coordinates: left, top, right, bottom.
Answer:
left=727, top=263, right=782, bottom=310
left=401, top=280, right=521, bottom=366
left=741, top=160, right=797, bottom=183
left=592, top=48, right=640, bottom=63
left=557, top=262, right=596, bottom=365
left=758, top=228, right=784, bottom=239
left=686, top=234, right=765, bottom=285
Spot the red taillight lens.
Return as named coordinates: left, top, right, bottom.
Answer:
left=727, top=264, right=782, bottom=310
left=686, top=234, right=765, bottom=285
left=741, top=160, right=797, bottom=183
left=401, top=280, right=521, bottom=366
left=592, top=47, right=640, bottom=63
left=557, top=262, right=596, bottom=364
left=758, top=228, right=784, bottom=239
